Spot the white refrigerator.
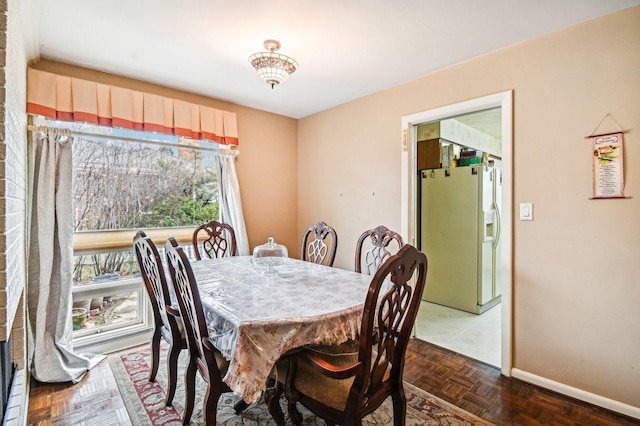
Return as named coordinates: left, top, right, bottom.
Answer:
left=420, top=165, right=501, bottom=314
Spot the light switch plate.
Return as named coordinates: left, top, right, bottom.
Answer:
left=519, top=203, right=533, bottom=221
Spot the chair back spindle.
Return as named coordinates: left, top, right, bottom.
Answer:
left=359, top=245, right=426, bottom=397
left=165, top=237, right=231, bottom=425
left=355, top=225, right=404, bottom=274
left=166, top=239, right=215, bottom=367
left=134, top=231, right=172, bottom=329
left=133, top=230, right=186, bottom=406
left=286, top=244, right=428, bottom=425
left=300, top=221, right=338, bottom=267
left=193, top=220, right=238, bottom=260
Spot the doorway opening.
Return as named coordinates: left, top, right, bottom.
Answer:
left=401, top=91, right=513, bottom=375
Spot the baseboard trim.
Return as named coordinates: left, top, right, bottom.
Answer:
left=511, top=368, right=640, bottom=420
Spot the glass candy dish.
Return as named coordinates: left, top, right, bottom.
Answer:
left=252, top=237, right=288, bottom=275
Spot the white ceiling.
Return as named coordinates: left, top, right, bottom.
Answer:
left=32, top=0, right=639, bottom=119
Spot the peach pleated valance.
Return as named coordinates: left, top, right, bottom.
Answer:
left=26, top=68, right=238, bottom=145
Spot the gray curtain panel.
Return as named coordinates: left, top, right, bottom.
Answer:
left=27, top=131, right=104, bottom=383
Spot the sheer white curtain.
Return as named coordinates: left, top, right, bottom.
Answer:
left=216, top=150, right=249, bottom=255
left=27, top=131, right=104, bottom=383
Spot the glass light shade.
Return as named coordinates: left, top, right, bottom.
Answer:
left=249, top=41, right=298, bottom=89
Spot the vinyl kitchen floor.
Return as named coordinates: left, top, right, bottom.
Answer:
left=414, top=300, right=501, bottom=367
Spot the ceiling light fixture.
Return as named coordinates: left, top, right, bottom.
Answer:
left=248, top=39, right=298, bottom=89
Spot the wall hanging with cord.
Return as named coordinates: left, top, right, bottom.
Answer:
left=584, top=113, right=631, bottom=200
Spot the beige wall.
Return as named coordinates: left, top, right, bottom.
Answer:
left=15, top=2, right=640, bottom=417
left=298, top=6, right=640, bottom=410
left=30, top=60, right=300, bottom=255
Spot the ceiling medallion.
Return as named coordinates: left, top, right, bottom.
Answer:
left=248, top=39, right=299, bottom=89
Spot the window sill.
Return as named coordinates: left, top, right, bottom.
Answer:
left=74, top=323, right=153, bottom=354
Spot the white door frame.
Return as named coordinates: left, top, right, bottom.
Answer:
left=401, top=90, right=513, bottom=376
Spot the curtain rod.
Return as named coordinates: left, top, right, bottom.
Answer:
left=26, top=124, right=238, bottom=156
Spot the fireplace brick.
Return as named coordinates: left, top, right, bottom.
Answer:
left=0, top=0, right=30, bottom=423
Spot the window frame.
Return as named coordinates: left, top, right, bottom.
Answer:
left=71, top=227, right=209, bottom=350
left=29, top=117, right=224, bottom=352
left=73, top=227, right=198, bottom=254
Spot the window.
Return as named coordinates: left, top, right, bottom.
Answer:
left=47, top=120, right=220, bottom=348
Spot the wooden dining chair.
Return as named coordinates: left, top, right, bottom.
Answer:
left=300, top=221, right=338, bottom=267
left=354, top=225, right=404, bottom=274
left=192, top=219, right=238, bottom=260
left=285, top=244, right=428, bottom=426
left=166, top=237, right=290, bottom=425
left=165, top=237, right=235, bottom=425
left=133, top=230, right=187, bottom=406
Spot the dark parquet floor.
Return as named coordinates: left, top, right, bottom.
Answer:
left=27, top=338, right=640, bottom=425
left=403, top=339, right=639, bottom=426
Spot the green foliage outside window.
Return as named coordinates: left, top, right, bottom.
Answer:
left=72, top=136, right=219, bottom=283
left=149, top=195, right=219, bottom=227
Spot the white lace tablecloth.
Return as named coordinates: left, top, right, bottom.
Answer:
left=189, top=255, right=373, bottom=403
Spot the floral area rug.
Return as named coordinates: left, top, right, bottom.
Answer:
left=108, top=343, right=492, bottom=425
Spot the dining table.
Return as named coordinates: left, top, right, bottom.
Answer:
left=188, top=255, right=375, bottom=404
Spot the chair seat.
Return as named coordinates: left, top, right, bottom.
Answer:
left=160, top=318, right=185, bottom=344
left=213, top=347, right=230, bottom=378
left=270, top=356, right=291, bottom=386
left=292, top=343, right=389, bottom=411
